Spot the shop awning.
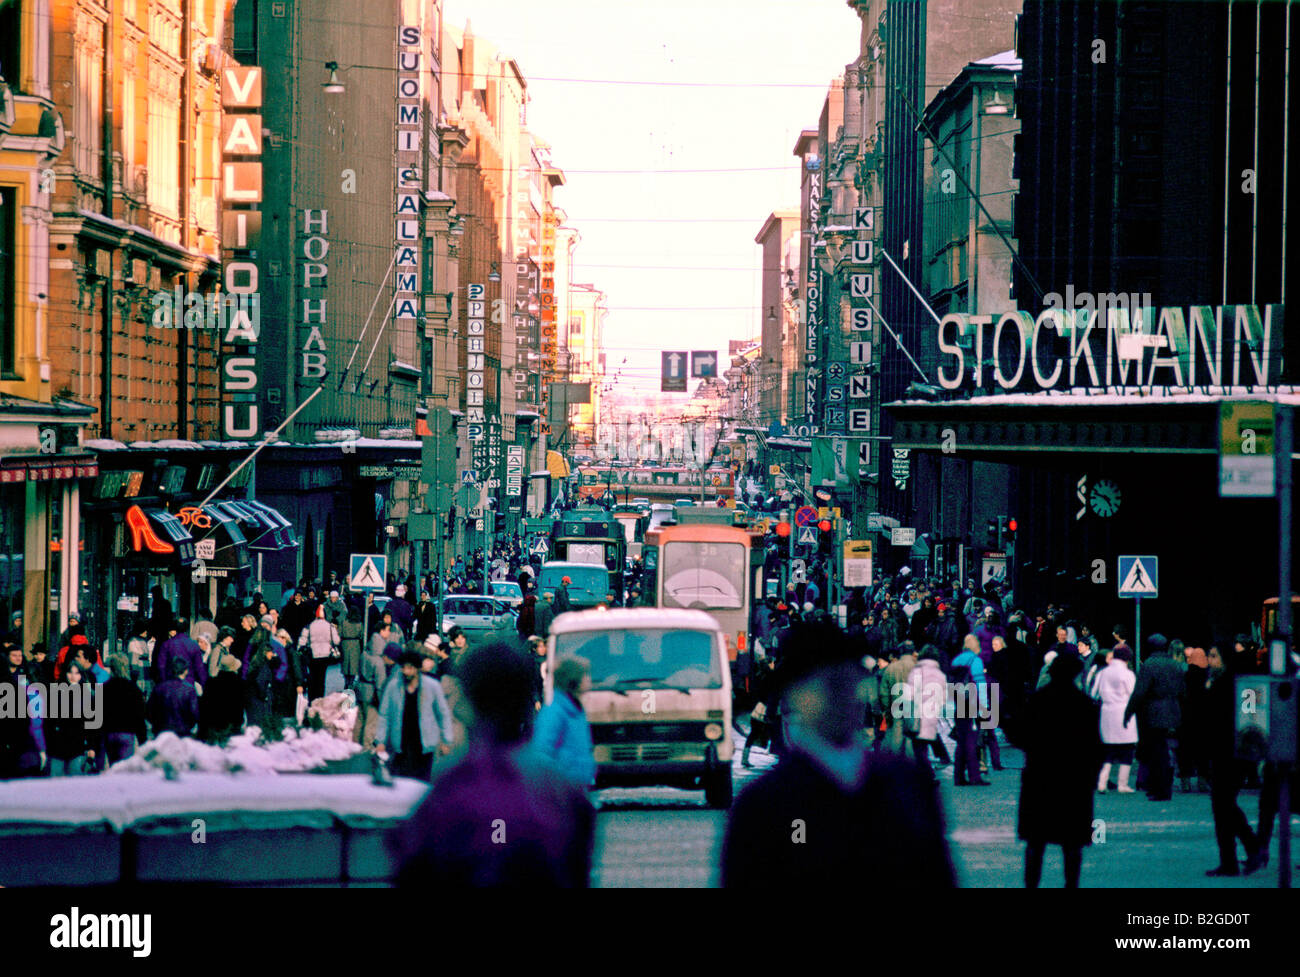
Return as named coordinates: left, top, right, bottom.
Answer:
left=187, top=505, right=251, bottom=571
left=546, top=450, right=570, bottom=479
left=238, top=499, right=300, bottom=551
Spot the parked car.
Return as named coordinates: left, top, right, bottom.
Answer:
left=440, top=595, right=516, bottom=635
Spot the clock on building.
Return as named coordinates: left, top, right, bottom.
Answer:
left=1089, top=479, right=1122, bottom=517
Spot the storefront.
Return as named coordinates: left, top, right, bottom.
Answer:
left=888, top=389, right=1296, bottom=643
left=83, top=442, right=299, bottom=657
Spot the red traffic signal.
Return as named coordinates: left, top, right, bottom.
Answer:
left=818, top=519, right=832, bottom=532
left=1007, top=518, right=1018, bottom=533
left=775, top=521, right=791, bottom=538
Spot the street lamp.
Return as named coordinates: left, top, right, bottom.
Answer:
left=488, top=262, right=501, bottom=283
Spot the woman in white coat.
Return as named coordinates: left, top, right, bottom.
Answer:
left=1095, top=646, right=1138, bottom=792
left=905, top=646, right=952, bottom=776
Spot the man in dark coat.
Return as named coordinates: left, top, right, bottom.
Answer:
left=721, top=619, right=955, bottom=888
left=389, top=641, right=595, bottom=887
left=147, top=658, right=201, bottom=737
left=554, top=578, right=573, bottom=615
left=1017, top=652, right=1103, bottom=888
left=1123, top=633, right=1184, bottom=802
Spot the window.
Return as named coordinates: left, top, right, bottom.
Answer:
left=74, top=35, right=104, bottom=181
left=121, top=73, right=135, bottom=175
left=0, top=0, right=20, bottom=91
left=0, top=186, right=13, bottom=374
left=556, top=628, right=722, bottom=690
left=232, top=0, right=257, bottom=61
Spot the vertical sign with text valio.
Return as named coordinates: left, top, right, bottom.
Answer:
left=221, top=65, right=264, bottom=438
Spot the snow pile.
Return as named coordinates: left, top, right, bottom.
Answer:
left=306, top=691, right=358, bottom=741
left=109, top=725, right=361, bottom=776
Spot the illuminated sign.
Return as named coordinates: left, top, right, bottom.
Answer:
left=125, top=505, right=174, bottom=555
left=221, top=65, right=264, bottom=439
left=299, top=209, right=330, bottom=379
left=936, top=304, right=1284, bottom=392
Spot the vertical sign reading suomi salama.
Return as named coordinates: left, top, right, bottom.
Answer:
left=220, top=65, right=264, bottom=438
left=395, top=25, right=423, bottom=380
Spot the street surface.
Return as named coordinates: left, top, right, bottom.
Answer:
left=592, top=725, right=1287, bottom=888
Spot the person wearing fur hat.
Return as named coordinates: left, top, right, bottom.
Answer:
left=199, top=653, right=245, bottom=742
left=722, top=618, right=954, bottom=888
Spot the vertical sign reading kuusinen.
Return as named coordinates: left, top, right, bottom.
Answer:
left=221, top=65, right=264, bottom=439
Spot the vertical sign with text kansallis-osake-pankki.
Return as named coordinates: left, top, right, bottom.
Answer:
left=221, top=65, right=264, bottom=438
left=395, top=25, right=423, bottom=404
left=805, top=161, right=821, bottom=433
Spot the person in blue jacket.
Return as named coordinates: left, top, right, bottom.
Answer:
left=533, top=655, right=595, bottom=790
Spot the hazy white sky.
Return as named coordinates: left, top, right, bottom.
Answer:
left=442, top=0, right=862, bottom=399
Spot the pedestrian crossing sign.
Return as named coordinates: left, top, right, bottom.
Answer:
left=797, top=525, right=818, bottom=546
left=350, top=553, right=387, bottom=592
left=1117, top=555, right=1158, bottom=598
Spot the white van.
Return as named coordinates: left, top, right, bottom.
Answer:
left=545, top=607, right=733, bottom=807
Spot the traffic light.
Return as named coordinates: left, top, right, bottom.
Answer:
left=818, top=518, right=834, bottom=556
left=494, top=512, right=507, bottom=534
left=986, top=517, right=998, bottom=545
left=1006, top=517, right=1017, bottom=537
left=446, top=506, right=456, bottom=538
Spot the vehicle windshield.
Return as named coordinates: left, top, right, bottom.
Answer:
left=556, top=628, right=722, bottom=689
left=492, top=582, right=522, bottom=599
left=540, top=566, right=609, bottom=603
left=661, top=541, right=745, bottom=610
left=445, top=597, right=500, bottom=616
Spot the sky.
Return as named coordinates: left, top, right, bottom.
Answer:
left=442, top=0, right=862, bottom=401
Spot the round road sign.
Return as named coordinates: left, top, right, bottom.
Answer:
left=794, top=505, right=818, bottom=528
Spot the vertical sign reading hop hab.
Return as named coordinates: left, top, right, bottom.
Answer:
left=467, top=283, right=486, bottom=439
left=221, top=65, right=264, bottom=439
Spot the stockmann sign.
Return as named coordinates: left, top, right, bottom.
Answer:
left=935, top=304, right=1283, bottom=393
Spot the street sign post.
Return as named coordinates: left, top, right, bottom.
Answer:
left=661, top=351, right=687, bottom=392
left=349, top=553, right=387, bottom=592
left=843, top=539, right=873, bottom=588
left=797, top=525, right=817, bottom=546
left=793, top=505, right=817, bottom=528
left=351, top=552, right=388, bottom=651
left=690, top=351, right=718, bottom=378
left=1118, top=555, right=1159, bottom=668
left=891, top=527, right=916, bottom=546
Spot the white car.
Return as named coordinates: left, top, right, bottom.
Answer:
left=489, top=580, right=524, bottom=609
left=441, top=595, right=516, bottom=635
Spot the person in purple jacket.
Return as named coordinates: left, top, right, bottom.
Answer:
left=389, top=641, right=595, bottom=887
left=154, top=616, right=208, bottom=689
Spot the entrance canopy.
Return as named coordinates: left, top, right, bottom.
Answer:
left=888, top=388, right=1300, bottom=456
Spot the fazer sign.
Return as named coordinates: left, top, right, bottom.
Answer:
left=935, top=304, right=1283, bottom=392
